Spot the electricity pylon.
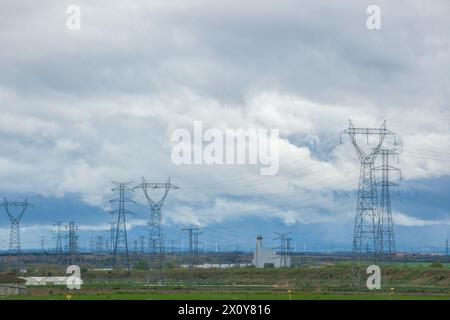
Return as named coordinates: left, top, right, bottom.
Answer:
left=446, top=238, right=448, bottom=257
left=341, top=120, right=394, bottom=261
left=134, top=177, right=179, bottom=282
left=40, top=236, right=46, bottom=252
left=1, top=198, right=32, bottom=270
left=341, top=120, right=395, bottom=286
left=182, top=227, right=199, bottom=269
left=182, top=227, right=199, bottom=286
left=139, top=235, right=146, bottom=253
left=95, top=236, right=105, bottom=254
left=133, top=239, right=139, bottom=257
left=65, top=221, right=79, bottom=265
left=375, top=148, right=401, bottom=262
left=193, top=230, right=201, bottom=263
left=110, top=182, right=135, bottom=271
left=274, top=232, right=292, bottom=267
left=54, top=222, right=63, bottom=255
left=169, top=239, right=179, bottom=254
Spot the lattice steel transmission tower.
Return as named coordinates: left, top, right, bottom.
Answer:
left=134, top=177, right=179, bottom=274
left=444, top=237, right=450, bottom=268
left=110, top=182, right=135, bottom=271
left=169, top=239, right=178, bottom=255
left=65, top=221, right=79, bottom=265
left=446, top=238, right=449, bottom=257
left=233, top=244, right=241, bottom=267
left=54, top=222, right=63, bottom=254
left=40, top=236, right=46, bottom=252
left=1, top=198, right=32, bottom=262
left=88, top=237, right=94, bottom=252
left=275, top=232, right=292, bottom=267
left=286, top=237, right=293, bottom=255
left=182, top=227, right=199, bottom=269
left=132, top=240, right=139, bottom=257
left=139, top=235, right=146, bottom=253
left=95, top=236, right=105, bottom=254
left=341, top=120, right=395, bottom=264
left=194, top=231, right=201, bottom=261
left=375, top=148, right=401, bottom=262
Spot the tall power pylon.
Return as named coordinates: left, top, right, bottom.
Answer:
left=89, top=237, right=94, bottom=252
left=54, top=222, right=63, bottom=254
left=1, top=198, right=32, bottom=256
left=233, top=244, right=241, bottom=267
left=133, top=240, right=139, bottom=255
left=110, top=182, right=135, bottom=271
left=134, top=177, right=179, bottom=276
left=286, top=237, right=293, bottom=255
left=95, top=236, right=104, bottom=254
left=182, top=227, right=199, bottom=269
left=40, top=236, right=46, bottom=252
left=65, top=221, right=79, bottom=265
left=341, top=120, right=395, bottom=263
left=169, top=239, right=178, bottom=255
left=446, top=238, right=448, bottom=257
left=194, top=231, right=200, bottom=260
left=274, top=232, right=292, bottom=267
left=375, top=148, right=401, bottom=261
left=139, top=235, right=146, bottom=254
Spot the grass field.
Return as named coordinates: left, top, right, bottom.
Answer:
left=1, top=264, right=449, bottom=300
left=1, top=291, right=449, bottom=300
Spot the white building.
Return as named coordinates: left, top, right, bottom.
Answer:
left=21, top=276, right=83, bottom=286
left=253, top=235, right=291, bottom=268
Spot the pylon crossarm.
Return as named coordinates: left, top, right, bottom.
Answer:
left=137, top=182, right=178, bottom=189
left=110, top=198, right=135, bottom=204
left=376, top=182, right=399, bottom=187
left=111, top=181, right=134, bottom=189
left=2, top=201, right=31, bottom=223
left=111, top=209, right=136, bottom=216
left=343, top=120, right=393, bottom=136
left=374, top=165, right=401, bottom=171
left=136, top=177, right=179, bottom=207
left=343, top=120, right=394, bottom=164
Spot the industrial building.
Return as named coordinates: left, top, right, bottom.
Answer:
left=21, top=276, right=84, bottom=287
left=253, top=235, right=291, bottom=268
left=0, top=274, right=26, bottom=295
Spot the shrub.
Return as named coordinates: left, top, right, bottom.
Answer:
left=133, top=260, right=149, bottom=270
left=429, top=262, right=444, bottom=268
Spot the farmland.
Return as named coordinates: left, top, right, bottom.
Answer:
left=1, top=262, right=449, bottom=300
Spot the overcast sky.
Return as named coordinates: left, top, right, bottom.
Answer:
left=0, top=0, right=449, bottom=251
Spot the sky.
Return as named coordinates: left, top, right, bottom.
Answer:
left=0, top=0, right=449, bottom=252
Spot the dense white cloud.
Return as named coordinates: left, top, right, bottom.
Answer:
left=394, top=211, right=450, bottom=227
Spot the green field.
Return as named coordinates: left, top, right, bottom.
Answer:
left=1, top=264, right=449, bottom=300
left=1, top=291, right=449, bottom=300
